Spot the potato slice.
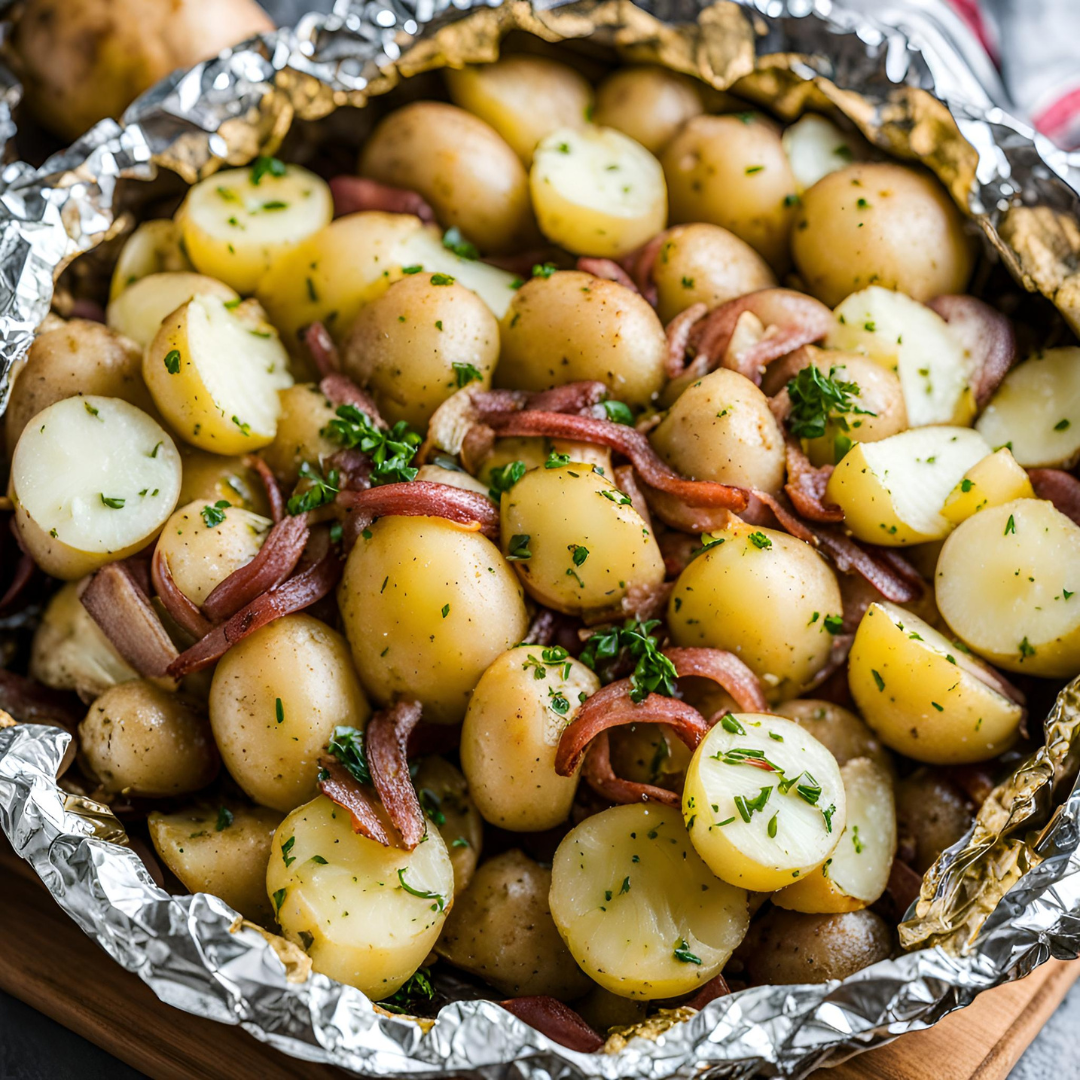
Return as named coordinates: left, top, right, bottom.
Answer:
left=825, top=426, right=991, bottom=545
left=549, top=803, right=748, bottom=999
left=848, top=601, right=1024, bottom=763
left=975, top=347, right=1080, bottom=467
left=266, top=794, right=454, bottom=998
left=144, top=294, right=292, bottom=453
left=827, top=286, right=975, bottom=426
left=530, top=125, right=667, bottom=259
left=11, top=395, right=181, bottom=580
left=936, top=498, right=1080, bottom=677
left=773, top=758, right=896, bottom=913
left=180, top=164, right=333, bottom=295
left=941, top=447, right=1035, bottom=524
left=109, top=219, right=194, bottom=300
left=682, top=713, right=846, bottom=892
left=106, top=272, right=238, bottom=349
left=781, top=114, right=865, bottom=192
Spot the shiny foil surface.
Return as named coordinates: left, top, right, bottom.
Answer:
left=1, top=1, right=1080, bottom=1076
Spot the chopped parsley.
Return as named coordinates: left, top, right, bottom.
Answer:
left=823, top=614, right=844, bottom=635
left=327, top=725, right=371, bottom=785
left=275, top=697, right=285, bottom=725
left=748, top=531, right=772, bottom=550
left=452, top=362, right=483, bottom=387
left=442, top=226, right=479, bottom=260
left=99, top=494, right=125, bottom=509
left=419, top=789, right=445, bottom=827
left=286, top=460, right=339, bottom=515
left=579, top=618, right=677, bottom=703
left=250, top=155, right=287, bottom=185
left=602, top=400, right=634, bottom=425
left=323, top=405, right=422, bottom=486
left=786, top=364, right=874, bottom=442
left=532, top=262, right=557, bottom=279
left=506, top=533, right=532, bottom=561
left=200, top=500, right=230, bottom=528
left=216, top=807, right=234, bottom=832
left=570, top=544, right=589, bottom=566
left=1005, top=514, right=1016, bottom=535
left=673, top=939, right=702, bottom=965
left=163, top=349, right=181, bottom=375
left=397, top=867, right=446, bottom=911
left=281, top=836, right=297, bottom=867
left=378, top=967, right=435, bottom=1014
left=430, top=273, right=455, bottom=286
left=488, top=460, right=527, bottom=501
left=545, top=449, right=571, bottom=469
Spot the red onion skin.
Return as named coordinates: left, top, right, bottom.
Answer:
left=366, top=701, right=426, bottom=850
left=151, top=546, right=214, bottom=640
left=685, top=973, right=732, bottom=1011
left=1029, top=468, right=1080, bottom=527
left=576, top=257, right=640, bottom=293
left=498, top=997, right=604, bottom=1053
left=664, top=302, right=708, bottom=378
left=317, top=757, right=391, bottom=846
left=336, top=482, right=500, bottom=545
left=928, top=295, right=1017, bottom=408
left=582, top=731, right=681, bottom=807
left=329, top=175, right=435, bottom=223
left=304, top=321, right=340, bottom=376
left=319, top=373, right=386, bottom=426
left=784, top=439, right=844, bottom=523
left=473, top=381, right=608, bottom=418
left=663, top=648, right=770, bottom=713
left=245, top=454, right=285, bottom=522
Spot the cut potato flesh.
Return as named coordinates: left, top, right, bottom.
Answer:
left=773, top=757, right=896, bottom=913
left=180, top=164, right=333, bottom=295
left=106, top=272, right=238, bottom=349
left=681, top=713, right=846, bottom=892
left=266, top=794, right=454, bottom=998
left=109, top=219, right=194, bottom=301
left=936, top=499, right=1080, bottom=677
left=782, top=114, right=863, bottom=192
left=144, top=294, right=292, bottom=453
left=976, top=347, right=1080, bottom=467
left=825, top=426, right=991, bottom=545
left=848, top=601, right=1024, bottom=763
left=827, top=286, right=974, bottom=427
left=549, top=803, right=748, bottom=999
left=11, top=395, right=182, bottom=580
left=530, top=125, right=667, bottom=259
left=940, top=447, right=1035, bottom=524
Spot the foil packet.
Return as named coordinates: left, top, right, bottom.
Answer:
left=2, top=1, right=1080, bottom=1076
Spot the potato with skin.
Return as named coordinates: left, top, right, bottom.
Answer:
left=500, top=464, right=665, bottom=616
left=436, top=850, right=592, bottom=1000
left=260, top=384, right=339, bottom=487
left=940, top=447, right=1034, bottom=524
left=338, top=516, right=528, bottom=724
left=668, top=520, right=843, bottom=700
left=209, top=614, right=372, bottom=812
left=773, top=699, right=893, bottom=774
left=608, top=723, right=691, bottom=792
left=793, top=163, right=974, bottom=307
left=895, top=769, right=974, bottom=873
left=411, top=756, right=483, bottom=895
left=359, top=102, right=536, bottom=254
left=497, top=271, right=666, bottom=408
left=11, top=396, right=182, bottom=580
left=341, top=273, right=500, bottom=429
left=149, top=803, right=282, bottom=923
left=661, top=114, right=799, bottom=271
left=782, top=114, right=868, bottom=193
left=549, top=803, right=749, bottom=1000
left=650, top=368, right=786, bottom=495
left=446, top=56, right=593, bottom=165
left=78, top=680, right=219, bottom=796
left=594, top=65, right=704, bottom=155
left=651, top=223, right=776, bottom=324
left=267, top=794, right=453, bottom=998
left=106, top=272, right=238, bottom=350
left=178, top=448, right=272, bottom=516
left=109, top=219, right=195, bottom=300
left=4, top=319, right=153, bottom=457
left=460, top=645, right=599, bottom=831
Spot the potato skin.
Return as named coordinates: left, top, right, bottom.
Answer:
left=435, top=850, right=593, bottom=1000
left=497, top=271, right=666, bottom=408
left=792, top=162, right=974, bottom=307
left=78, top=680, right=219, bottom=797
left=895, top=769, right=974, bottom=874
left=412, top=756, right=483, bottom=895
left=773, top=699, right=893, bottom=774
left=661, top=114, right=799, bottom=271
left=178, top=448, right=272, bottom=517
left=209, top=614, right=371, bottom=812
left=260, top=384, right=339, bottom=487
left=594, top=65, right=703, bottom=155
left=341, top=273, right=499, bottom=428
left=359, top=102, right=536, bottom=254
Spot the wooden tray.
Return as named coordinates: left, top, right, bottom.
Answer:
left=0, top=838, right=1074, bottom=1080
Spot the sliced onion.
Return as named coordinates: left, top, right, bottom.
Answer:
left=928, top=295, right=1017, bottom=408
left=618, top=229, right=668, bottom=305
left=366, top=700, right=425, bottom=850
left=304, top=321, right=340, bottom=377
left=317, top=757, right=391, bottom=846
left=784, top=439, right=843, bottom=523
left=575, top=256, right=640, bottom=293
left=1029, top=468, right=1080, bottom=527
left=329, top=175, right=435, bottom=223
left=887, top=857, right=924, bottom=917
left=582, top=731, right=680, bottom=807
left=244, top=454, right=285, bottom=522
left=405, top=720, right=461, bottom=759
left=319, top=373, right=387, bottom=427
left=473, top=381, right=609, bottom=418
left=663, top=648, right=769, bottom=712
left=664, top=302, right=708, bottom=378
left=327, top=448, right=373, bottom=493
left=498, top=997, right=604, bottom=1053
left=151, top=546, right=213, bottom=640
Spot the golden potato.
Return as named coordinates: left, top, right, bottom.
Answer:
left=411, top=756, right=483, bottom=895
left=109, top=219, right=194, bottom=300
left=106, top=272, right=238, bottom=350
left=178, top=447, right=272, bottom=516
left=260, top=384, right=339, bottom=487
left=773, top=699, right=893, bottom=773
left=940, top=448, right=1034, bottom=525
left=593, top=65, right=704, bottom=154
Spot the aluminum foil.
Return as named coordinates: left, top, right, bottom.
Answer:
left=2, top=1, right=1080, bottom=1077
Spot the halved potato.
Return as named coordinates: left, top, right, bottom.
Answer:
left=593, top=65, right=703, bottom=155
left=782, top=114, right=866, bottom=192
left=773, top=757, right=896, bottom=913
left=549, top=803, right=749, bottom=999
left=848, top=601, right=1024, bottom=763
left=681, top=713, right=846, bottom=892
left=940, top=447, right=1035, bottom=524
left=825, top=426, right=991, bottom=545
left=106, top=272, right=238, bottom=349
left=109, top=219, right=194, bottom=300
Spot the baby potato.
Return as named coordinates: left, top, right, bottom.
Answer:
left=741, top=907, right=892, bottom=985
left=460, top=645, right=599, bottom=831
left=593, top=65, right=704, bottom=155
left=109, top=219, right=195, bottom=300
left=793, top=163, right=974, bottom=307
left=149, top=803, right=282, bottom=923
left=530, top=125, right=667, bottom=259
left=550, top=803, right=749, bottom=1000
left=338, top=515, right=528, bottom=724
left=682, top=713, right=846, bottom=892
left=895, top=769, right=974, bottom=873
left=651, top=223, right=776, bottom=324
left=414, top=463, right=491, bottom=497
left=668, top=520, right=843, bottom=700
left=940, top=447, right=1034, bottom=524
left=256, top=211, right=424, bottom=346
left=178, top=447, right=272, bottom=515
left=608, top=723, right=692, bottom=791
left=500, top=463, right=664, bottom=615
left=155, top=500, right=271, bottom=606
left=179, top=163, right=333, bottom=295
left=650, top=367, right=786, bottom=495
left=267, top=794, right=453, bottom=998
left=5, top=319, right=153, bottom=457
left=936, top=498, right=1080, bottom=677
left=359, top=102, right=535, bottom=254
left=11, top=396, right=182, bottom=580
left=497, top=271, right=666, bottom=407
left=341, top=272, right=499, bottom=429
left=259, top=384, right=339, bottom=487
left=782, top=114, right=868, bottom=193
left=773, top=699, right=892, bottom=774
left=436, top=849, right=592, bottom=999
left=106, top=272, right=238, bottom=350
left=773, top=758, right=896, bottom=913
left=209, top=614, right=372, bottom=812
left=976, top=347, right=1080, bottom=467
left=78, top=680, right=219, bottom=796
left=411, top=756, right=482, bottom=895
left=446, top=55, right=593, bottom=165
left=848, top=602, right=1024, bottom=763
left=144, top=293, right=292, bottom=453
left=825, top=426, right=991, bottom=546
left=661, top=114, right=799, bottom=271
